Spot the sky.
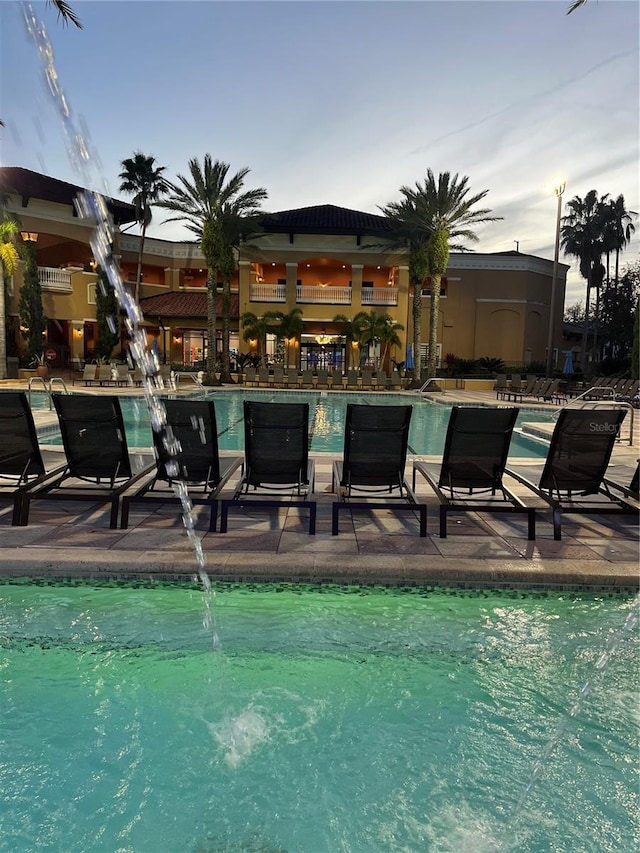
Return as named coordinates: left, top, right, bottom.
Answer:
left=0, top=0, right=638, bottom=305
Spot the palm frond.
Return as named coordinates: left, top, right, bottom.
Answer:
left=46, top=0, right=82, bottom=28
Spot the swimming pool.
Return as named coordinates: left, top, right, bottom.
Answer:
left=0, top=582, right=637, bottom=853
left=39, top=390, right=555, bottom=457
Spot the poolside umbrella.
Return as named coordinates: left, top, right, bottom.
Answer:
left=562, top=350, right=574, bottom=375
left=405, top=344, right=414, bottom=371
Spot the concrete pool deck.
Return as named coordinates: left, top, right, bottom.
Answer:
left=1, top=380, right=638, bottom=591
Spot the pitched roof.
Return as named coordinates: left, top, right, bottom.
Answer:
left=0, top=166, right=137, bottom=226
left=261, top=204, right=392, bottom=236
left=139, top=291, right=239, bottom=319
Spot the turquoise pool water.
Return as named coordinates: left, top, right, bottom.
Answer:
left=39, top=390, right=555, bottom=457
left=0, top=582, right=637, bottom=853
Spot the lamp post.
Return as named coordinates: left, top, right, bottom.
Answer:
left=545, top=181, right=566, bottom=377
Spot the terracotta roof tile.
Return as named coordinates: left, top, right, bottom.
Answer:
left=139, top=291, right=238, bottom=319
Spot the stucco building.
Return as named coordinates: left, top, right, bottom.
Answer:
left=1, top=166, right=568, bottom=373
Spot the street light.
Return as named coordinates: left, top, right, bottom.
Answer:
left=545, top=181, right=566, bottom=377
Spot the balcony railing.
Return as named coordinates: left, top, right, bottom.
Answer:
left=250, top=283, right=286, bottom=302
left=297, top=285, right=351, bottom=304
left=361, top=287, right=399, bottom=306
left=38, top=267, right=72, bottom=293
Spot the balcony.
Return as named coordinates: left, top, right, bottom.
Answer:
left=250, top=283, right=286, bottom=302
left=38, top=267, right=73, bottom=293
left=361, top=287, right=399, bottom=306
left=297, top=285, right=351, bottom=305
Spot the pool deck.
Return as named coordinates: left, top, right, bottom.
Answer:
left=1, top=379, right=638, bottom=591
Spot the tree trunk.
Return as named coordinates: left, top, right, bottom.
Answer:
left=580, top=274, right=591, bottom=373
left=206, top=276, right=218, bottom=383
left=135, top=222, right=146, bottom=304
left=426, top=275, right=442, bottom=379
left=220, top=277, right=232, bottom=382
left=412, top=282, right=422, bottom=385
left=0, top=263, right=6, bottom=380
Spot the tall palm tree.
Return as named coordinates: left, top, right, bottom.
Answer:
left=608, top=195, right=636, bottom=289
left=561, top=190, right=610, bottom=370
left=0, top=220, right=20, bottom=379
left=160, top=156, right=267, bottom=383
left=118, top=152, right=167, bottom=302
left=385, top=171, right=500, bottom=379
left=48, top=0, right=82, bottom=27
left=377, top=198, right=430, bottom=385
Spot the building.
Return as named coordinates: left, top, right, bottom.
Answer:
left=1, top=166, right=569, bottom=373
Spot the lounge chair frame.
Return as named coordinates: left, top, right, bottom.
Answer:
left=17, top=394, right=153, bottom=528
left=0, top=391, right=66, bottom=525
left=505, top=408, right=638, bottom=539
left=332, top=404, right=427, bottom=536
left=220, top=401, right=317, bottom=534
left=412, top=406, right=535, bottom=539
left=120, top=399, right=243, bottom=531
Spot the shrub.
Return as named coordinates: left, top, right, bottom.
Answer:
left=477, top=356, right=505, bottom=373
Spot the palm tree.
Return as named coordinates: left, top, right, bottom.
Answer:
left=0, top=220, right=20, bottom=379
left=384, top=171, right=500, bottom=379
left=350, top=309, right=397, bottom=368
left=378, top=316, right=404, bottom=373
left=377, top=198, right=430, bottom=385
left=241, top=311, right=271, bottom=362
left=48, top=0, right=83, bottom=27
left=160, top=156, right=267, bottom=383
left=561, top=190, right=610, bottom=370
left=118, top=152, right=167, bottom=302
left=333, top=313, right=361, bottom=370
left=567, top=0, right=589, bottom=13
left=608, top=195, right=636, bottom=289
left=270, top=307, right=304, bottom=367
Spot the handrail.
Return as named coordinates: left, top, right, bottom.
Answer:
left=28, top=376, right=70, bottom=410
left=417, top=377, right=441, bottom=393
left=173, top=372, right=204, bottom=391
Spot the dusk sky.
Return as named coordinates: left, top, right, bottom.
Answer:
left=1, top=0, right=638, bottom=305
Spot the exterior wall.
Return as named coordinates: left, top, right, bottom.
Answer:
left=3, top=189, right=568, bottom=371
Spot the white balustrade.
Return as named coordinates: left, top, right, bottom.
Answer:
left=361, top=287, right=398, bottom=306
left=38, top=267, right=72, bottom=292
left=296, top=286, right=351, bottom=304
left=250, top=283, right=286, bottom=302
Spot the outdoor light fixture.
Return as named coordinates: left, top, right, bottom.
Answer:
left=20, top=231, right=38, bottom=243
left=545, top=179, right=567, bottom=377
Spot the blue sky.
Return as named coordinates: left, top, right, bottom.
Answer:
left=1, top=0, right=638, bottom=305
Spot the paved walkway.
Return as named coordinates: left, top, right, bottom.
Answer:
left=1, top=379, right=638, bottom=591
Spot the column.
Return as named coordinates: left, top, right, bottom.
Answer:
left=286, top=262, right=298, bottom=311
left=351, top=264, right=363, bottom=308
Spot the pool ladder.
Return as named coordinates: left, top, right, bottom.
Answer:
left=28, top=376, right=70, bottom=410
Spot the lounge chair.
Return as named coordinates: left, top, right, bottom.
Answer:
left=412, top=406, right=535, bottom=539
left=505, top=408, right=637, bottom=540
left=286, top=368, right=300, bottom=387
left=74, top=364, right=98, bottom=386
left=257, top=367, right=270, bottom=387
left=494, top=374, right=508, bottom=399
left=120, top=399, right=243, bottom=531
left=345, top=369, right=359, bottom=390
left=332, top=404, right=426, bottom=536
left=316, top=369, right=329, bottom=389
left=220, top=401, right=317, bottom=534
left=360, top=368, right=375, bottom=390
left=300, top=369, right=314, bottom=389
left=96, top=364, right=115, bottom=386
left=0, top=392, right=66, bottom=525
left=330, top=371, right=345, bottom=390
left=243, top=366, right=257, bottom=387
left=16, top=395, right=153, bottom=528
left=271, top=367, right=286, bottom=388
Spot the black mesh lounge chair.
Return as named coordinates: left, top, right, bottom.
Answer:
left=120, top=399, right=243, bottom=531
left=0, top=392, right=66, bottom=525
left=220, top=401, right=317, bottom=534
left=332, top=404, right=426, bottom=536
left=412, top=406, right=535, bottom=539
left=505, top=408, right=637, bottom=540
left=17, top=395, right=153, bottom=528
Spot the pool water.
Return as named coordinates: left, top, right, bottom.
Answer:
left=0, top=582, right=637, bottom=853
left=41, top=390, right=555, bottom=457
